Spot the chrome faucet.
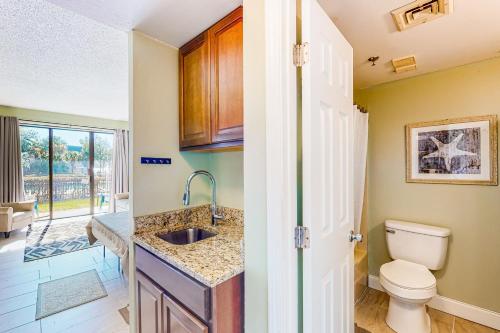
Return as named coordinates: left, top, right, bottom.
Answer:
left=182, top=170, right=223, bottom=226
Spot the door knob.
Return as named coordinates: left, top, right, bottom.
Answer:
left=349, top=230, right=363, bottom=243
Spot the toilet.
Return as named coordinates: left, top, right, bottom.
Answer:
left=380, top=220, right=451, bottom=333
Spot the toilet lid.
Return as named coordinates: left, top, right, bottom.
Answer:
left=380, top=259, right=436, bottom=290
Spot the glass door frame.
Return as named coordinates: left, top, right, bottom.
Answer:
left=20, top=121, right=114, bottom=220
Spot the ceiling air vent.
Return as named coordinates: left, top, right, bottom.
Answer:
left=392, top=0, right=453, bottom=31
left=392, top=56, right=417, bottom=73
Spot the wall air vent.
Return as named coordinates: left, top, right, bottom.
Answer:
left=392, top=0, right=453, bottom=31
left=392, top=56, right=417, bottom=73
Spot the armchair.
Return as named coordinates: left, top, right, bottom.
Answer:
left=114, top=193, right=129, bottom=212
left=0, top=200, right=35, bottom=238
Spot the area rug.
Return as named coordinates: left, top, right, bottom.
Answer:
left=24, top=217, right=100, bottom=262
left=35, top=269, right=108, bottom=319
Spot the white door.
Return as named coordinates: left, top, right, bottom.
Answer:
left=301, top=0, right=354, bottom=332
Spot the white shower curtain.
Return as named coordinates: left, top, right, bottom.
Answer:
left=353, top=106, right=368, bottom=234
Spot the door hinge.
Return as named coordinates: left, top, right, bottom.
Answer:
left=293, top=43, right=309, bottom=67
left=295, top=226, right=310, bottom=249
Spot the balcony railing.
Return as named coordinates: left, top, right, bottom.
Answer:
left=24, top=175, right=111, bottom=204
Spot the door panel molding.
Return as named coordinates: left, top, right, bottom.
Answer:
left=301, top=1, right=354, bottom=332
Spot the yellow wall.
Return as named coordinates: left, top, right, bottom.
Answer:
left=130, top=31, right=244, bottom=216
left=130, top=31, right=211, bottom=217
left=127, top=30, right=244, bottom=333
left=0, top=105, right=128, bottom=129
left=358, top=57, right=500, bottom=312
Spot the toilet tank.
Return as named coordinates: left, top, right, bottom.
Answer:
left=385, top=220, right=451, bottom=270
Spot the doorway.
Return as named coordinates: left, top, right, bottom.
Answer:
left=20, top=124, right=113, bottom=220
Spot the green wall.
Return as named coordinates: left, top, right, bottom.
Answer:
left=358, top=57, right=500, bottom=312
left=209, top=152, right=244, bottom=209
left=0, top=105, right=128, bottom=130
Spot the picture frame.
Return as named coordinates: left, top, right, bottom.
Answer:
left=406, top=115, right=498, bottom=185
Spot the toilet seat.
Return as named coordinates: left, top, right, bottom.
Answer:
left=380, top=260, right=436, bottom=300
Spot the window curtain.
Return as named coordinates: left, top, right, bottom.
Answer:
left=0, top=116, right=24, bottom=203
left=110, top=129, right=129, bottom=212
left=353, top=106, right=368, bottom=234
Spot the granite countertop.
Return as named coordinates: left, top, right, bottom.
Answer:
left=132, top=205, right=243, bottom=288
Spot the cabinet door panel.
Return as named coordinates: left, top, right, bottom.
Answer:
left=210, top=7, right=243, bottom=143
left=136, top=270, right=163, bottom=333
left=163, top=294, right=208, bottom=333
left=179, top=32, right=211, bottom=148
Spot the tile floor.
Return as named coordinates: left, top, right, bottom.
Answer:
left=0, top=222, right=129, bottom=333
left=356, top=288, right=499, bottom=333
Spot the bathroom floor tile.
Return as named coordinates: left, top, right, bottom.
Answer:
left=453, top=317, right=497, bottom=333
left=355, top=288, right=500, bottom=333
left=360, top=288, right=389, bottom=309
left=355, top=289, right=395, bottom=333
left=428, top=307, right=454, bottom=333
left=355, top=323, right=372, bottom=333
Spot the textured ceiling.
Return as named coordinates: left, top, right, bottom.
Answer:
left=319, top=0, right=500, bottom=89
left=7, top=0, right=496, bottom=118
left=46, top=0, right=243, bottom=47
left=0, top=0, right=128, bottom=121
left=0, top=0, right=242, bottom=121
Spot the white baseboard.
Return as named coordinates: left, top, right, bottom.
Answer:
left=368, top=274, right=500, bottom=330
left=368, top=274, right=383, bottom=291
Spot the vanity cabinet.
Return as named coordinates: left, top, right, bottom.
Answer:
left=163, top=294, right=208, bottom=333
left=136, top=270, right=164, bottom=333
left=179, top=6, right=243, bottom=151
left=135, top=245, right=243, bottom=333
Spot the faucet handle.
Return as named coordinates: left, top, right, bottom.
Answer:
left=182, top=191, right=190, bottom=205
left=211, top=212, right=224, bottom=226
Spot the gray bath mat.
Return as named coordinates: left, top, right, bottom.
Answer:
left=36, top=269, right=108, bottom=319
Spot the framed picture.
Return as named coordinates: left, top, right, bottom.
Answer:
left=406, top=115, right=498, bottom=185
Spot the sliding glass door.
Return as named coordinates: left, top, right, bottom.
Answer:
left=20, top=125, right=114, bottom=220
left=52, top=129, right=91, bottom=219
left=93, top=133, right=113, bottom=214
left=20, top=126, right=50, bottom=220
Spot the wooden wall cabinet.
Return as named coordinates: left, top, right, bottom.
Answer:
left=135, top=245, right=243, bottom=333
left=179, top=7, right=243, bottom=151
left=179, top=32, right=211, bottom=148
